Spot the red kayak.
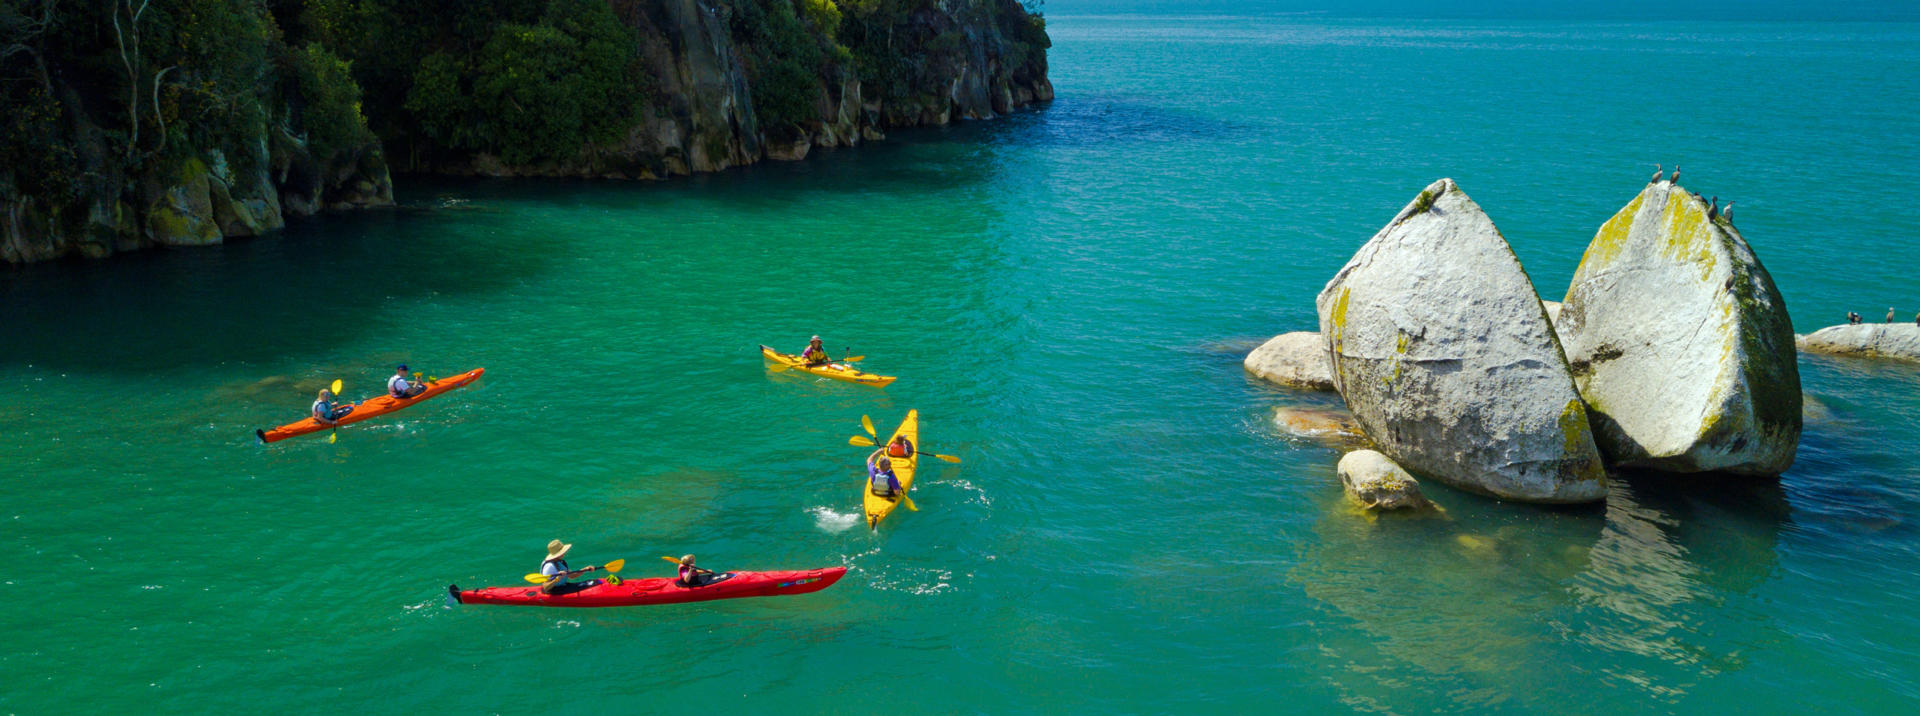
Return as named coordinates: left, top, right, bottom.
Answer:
left=255, top=368, right=485, bottom=443
left=449, top=567, right=847, bottom=608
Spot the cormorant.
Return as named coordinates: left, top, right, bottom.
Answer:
left=1650, top=164, right=1663, bottom=184
left=1671, top=165, right=1681, bottom=184
left=1709, top=196, right=1719, bottom=219
left=1722, top=201, right=1735, bottom=222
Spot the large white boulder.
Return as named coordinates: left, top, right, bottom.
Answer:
left=1317, top=178, right=1608, bottom=503
left=1557, top=181, right=1800, bottom=476
left=1244, top=332, right=1336, bottom=391
left=1797, top=324, right=1920, bottom=363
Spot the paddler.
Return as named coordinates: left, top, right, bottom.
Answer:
left=800, top=336, right=833, bottom=366
left=539, top=539, right=603, bottom=595
left=676, top=554, right=715, bottom=587
left=885, top=434, right=915, bottom=460
left=312, top=388, right=353, bottom=425
left=387, top=364, right=426, bottom=399
left=867, top=452, right=902, bottom=498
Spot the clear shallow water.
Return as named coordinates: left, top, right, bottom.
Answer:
left=5, top=12, right=1920, bottom=713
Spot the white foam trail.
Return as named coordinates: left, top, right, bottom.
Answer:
left=810, top=506, right=861, bottom=533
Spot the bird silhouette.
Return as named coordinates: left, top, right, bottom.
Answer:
left=1709, top=196, right=1719, bottom=219
left=1722, top=201, right=1735, bottom=222
left=1650, top=164, right=1663, bottom=184
left=1671, top=165, right=1681, bottom=184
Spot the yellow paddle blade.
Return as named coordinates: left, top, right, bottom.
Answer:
left=603, top=559, right=625, bottom=573
left=902, top=493, right=918, bottom=511
left=768, top=362, right=793, bottom=373
left=861, top=415, right=876, bottom=440
left=660, top=555, right=680, bottom=564
left=843, top=355, right=865, bottom=363
left=849, top=436, right=876, bottom=447
left=935, top=453, right=962, bottom=463
left=523, top=573, right=549, bottom=584
left=327, top=430, right=338, bottom=444
left=329, top=379, right=342, bottom=395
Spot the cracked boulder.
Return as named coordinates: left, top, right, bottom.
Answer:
left=1557, top=181, right=1800, bottom=476
left=1317, top=178, right=1608, bottom=503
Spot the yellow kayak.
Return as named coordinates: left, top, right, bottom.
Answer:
left=863, top=410, right=920, bottom=529
left=760, top=345, right=896, bottom=387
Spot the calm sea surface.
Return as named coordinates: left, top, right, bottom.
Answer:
left=4, top=7, right=1919, bottom=713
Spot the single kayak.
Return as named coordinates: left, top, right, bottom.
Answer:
left=864, top=410, right=920, bottom=530
left=760, top=345, right=895, bottom=387
left=255, top=368, right=485, bottom=443
left=448, top=567, right=848, bottom=608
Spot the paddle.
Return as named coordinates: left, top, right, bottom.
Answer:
left=523, top=558, right=625, bottom=585
left=327, top=379, right=343, bottom=444
left=848, top=434, right=962, bottom=463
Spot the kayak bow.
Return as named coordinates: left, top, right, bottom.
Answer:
left=760, top=345, right=895, bottom=387
left=255, top=368, right=485, bottom=443
left=449, top=567, right=847, bottom=608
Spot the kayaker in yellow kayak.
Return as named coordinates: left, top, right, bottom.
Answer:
left=867, top=453, right=902, bottom=498
left=883, top=434, right=915, bottom=459
left=539, top=539, right=604, bottom=595
left=676, top=554, right=716, bottom=587
left=311, top=388, right=354, bottom=425
left=801, top=336, right=834, bottom=366
left=388, top=364, right=426, bottom=399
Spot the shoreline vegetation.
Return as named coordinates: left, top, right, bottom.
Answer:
left=0, top=0, right=1052, bottom=264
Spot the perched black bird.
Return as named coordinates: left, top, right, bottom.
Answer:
left=1650, top=164, right=1663, bottom=184
left=1709, top=196, right=1719, bottom=219
left=1671, top=165, right=1681, bottom=184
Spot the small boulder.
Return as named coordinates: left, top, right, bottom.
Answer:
left=1558, top=181, right=1800, bottom=476
left=1797, top=324, right=1920, bottom=363
left=1272, top=406, right=1365, bottom=445
left=1337, top=449, right=1431, bottom=510
left=1317, top=178, right=1608, bottom=503
left=1244, top=332, right=1336, bottom=391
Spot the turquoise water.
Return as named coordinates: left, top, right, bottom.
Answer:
left=6, top=10, right=1920, bottom=713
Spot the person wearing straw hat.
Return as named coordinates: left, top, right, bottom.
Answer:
left=676, top=554, right=715, bottom=587
left=800, top=336, right=833, bottom=366
left=539, top=539, right=602, bottom=595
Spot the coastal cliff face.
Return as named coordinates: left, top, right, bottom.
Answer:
left=0, top=0, right=1052, bottom=263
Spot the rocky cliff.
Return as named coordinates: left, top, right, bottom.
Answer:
left=0, top=0, right=1052, bottom=263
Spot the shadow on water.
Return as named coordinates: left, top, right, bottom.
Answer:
left=0, top=206, right=561, bottom=373
left=1291, top=467, right=1790, bottom=708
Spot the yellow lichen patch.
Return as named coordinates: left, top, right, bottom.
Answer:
left=1658, top=191, right=1721, bottom=282
left=1581, top=190, right=1646, bottom=266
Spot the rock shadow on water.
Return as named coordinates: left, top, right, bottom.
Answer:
left=0, top=206, right=558, bottom=373
left=1290, top=466, right=1790, bottom=708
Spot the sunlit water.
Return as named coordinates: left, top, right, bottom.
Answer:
left=4, top=10, right=1919, bottom=712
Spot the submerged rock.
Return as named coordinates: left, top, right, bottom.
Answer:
left=1317, top=178, right=1607, bottom=503
left=1272, top=406, right=1366, bottom=445
left=1558, top=181, right=1800, bottom=476
left=1337, top=450, right=1431, bottom=510
left=1797, top=324, right=1920, bottom=363
left=1244, top=332, right=1336, bottom=391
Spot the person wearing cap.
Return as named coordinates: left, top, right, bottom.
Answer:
left=866, top=451, right=901, bottom=498
left=387, top=365, right=426, bottom=399
left=800, top=336, right=833, bottom=366
left=676, top=554, right=715, bottom=587
left=312, top=388, right=353, bottom=426
left=539, top=539, right=602, bottom=595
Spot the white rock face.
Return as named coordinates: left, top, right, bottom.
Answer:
left=1317, top=178, right=1608, bottom=503
left=1557, top=181, right=1801, bottom=476
left=1542, top=300, right=1563, bottom=323
left=1337, top=449, right=1431, bottom=510
left=1798, top=324, right=1920, bottom=362
left=1244, top=332, right=1336, bottom=391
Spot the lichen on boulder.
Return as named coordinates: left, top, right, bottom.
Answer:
left=1337, top=449, right=1432, bottom=510
left=1244, top=331, right=1336, bottom=391
left=1557, top=181, right=1800, bottom=476
left=1797, top=324, right=1920, bottom=363
left=1316, top=178, right=1608, bottom=503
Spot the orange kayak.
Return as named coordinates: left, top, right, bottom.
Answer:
left=255, top=368, right=485, bottom=443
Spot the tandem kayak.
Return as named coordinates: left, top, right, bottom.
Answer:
left=760, top=345, right=895, bottom=387
left=255, top=368, right=485, bottom=443
left=864, top=410, right=920, bottom=530
left=448, top=567, right=848, bottom=608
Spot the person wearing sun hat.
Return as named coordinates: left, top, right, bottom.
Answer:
left=800, top=336, right=833, bottom=366
left=539, top=539, right=601, bottom=594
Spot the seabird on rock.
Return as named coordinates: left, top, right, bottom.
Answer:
left=1671, top=165, right=1681, bottom=184
left=1650, top=164, right=1663, bottom=184
left=1722, top=201, right=1735, bottom=222
left=1709, top=196, right=1719, bottom=219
